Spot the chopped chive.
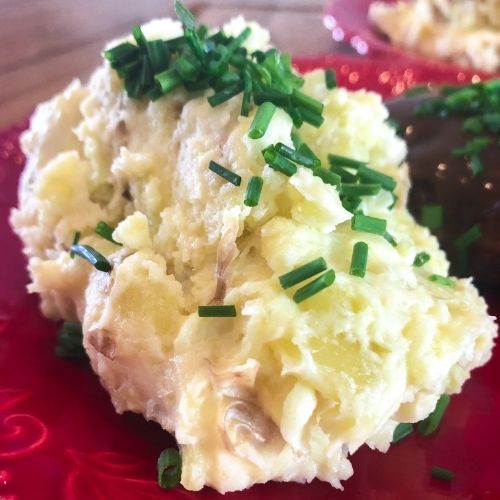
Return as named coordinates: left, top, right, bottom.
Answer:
left=288, top=107, right=304, bottom=128
left=325, top=68, right=337, bottom=89
left=208, top=161, right=241, bottom=186
left=418, top=394, right=450, bottom=436
left=207, top=82, right=244, bottom=107
left=104, top=42, right=139, bottom=66
left=248, top=102, right=276, bottom=139
left=421, top=204, right=443, bottom=230
left=291, top=89, right=324, bottom=116
left=342, top=196, right=363, bottom=214
left=275, top=143, right=320, bottom=168
left=329, top=164, right=357, bottom=183
left=173, top=55, right=199, bottom=81
left=462, top=116, right=484, bottom=134
left=69, top=231, right=81, bottom=259
left=383, top=231, right=398, bottom=247
left=131, top=25, right=147, bottom=48
left=351, top=214, right=387, bottom=235
left=357, top=165, right=397, bottom=192
left=313, top=167, right=341, bottom=187
left=293, top=269, right=335, bottom=304
left=95, top=221, right=122, bottom=246
left=174, top=0, right=197, bottom=29
left=253, top=89, right=291, bottom=108
left=413, top=251, right=431, bottom=267
left=55, top=322, right=86, bottom=360
left=298, top=143, right=321, bottom=166
left=198, top=305, right=237, bottom=317
left=350, top=242, right=368, bottom=278
left=263, top=147, right=297, bottom=177
left=469, top=153, right=483, bottom=176
left=328, top=153, right=366, bottom=169
left=71, top=244, right=112, bottom=273
left=155, top=68, right=182, bottom=93
left=279, top=257, right=328, bottom=289
left=298, top=107, right=325, bottom=128
left=428, top=274, right=456, bottom=288
left=291, top=131, right=303, bottom=150
left=244, top=176, right=263, bottom=207
left=392, top=423, right=413, bottom=443
left=146, top=40, right=170, bottom=74
left=157, top=448, right=182, bottom=489
left=454, top=224, right=482, bottom=250
left=431, top=467, right=454, bottom=482
left=340, top=183, right=381, bottom=197
left=241, top=70, right=252, bottom=117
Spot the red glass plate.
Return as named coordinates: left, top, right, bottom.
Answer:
left=1, top=55, right=499, bottom=500
left=323, top=0, right=500, bottom=78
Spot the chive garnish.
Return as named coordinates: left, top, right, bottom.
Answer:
left=155, top=68, right=182, bottom=93
left=325, top=68, right=337, bottom=89
left=208, top=160, right=241, bottom=186
left=454, top=224, right=482, bottom=250
left=350, top=242, right=368, bottom=278
left=357, top=164, right=397, bottom=192
left=340, top=183, right=381, bottom=197
left=263, top=147, right=297, bottom=177
left=298, top=142, right=321, bottom=166
left=174, top=0, right=196, bottom=29
left=248, top=102, right=276, bottom=139
left=329, top=164, right=357, bottom=183
left=298, top=107, right=325, bottom=128
left=275, top=142, right=320, bottom=168
left=70, top=244, right=112, bottom=272
left=69, top=231, right=81, bottom=258
left=421, top=204, right=443, bottom=230
left=313, top=167, right=341, bottom=187
left=95, top=221, right=122, bottom=246
left=418, top=394, right=450, bottom=436
left=351, top=214, right=387, bottom=236
left=244, top=176, right=263, bottom=207
left=383, top=231, right=398, bottom=247
left=428, top=274, right=456, bottom=288
left=279, top=257, right=328, bottom=290
left=328, top=153, right=366, bottom=169
left=207, top=82, right=244, bottom=107
left=392, top=423, right=413, bottom=443
left=431, top=467, right=454, bottom=482
left=293, top=269, right=335, bottom=304
left=413, top=251, right=431, bottom=267
left=55, top=322, right=86, bottom=360
left=198, top=305, right=237, bottom=317
left=291, top=89, right=324, bottom=116
left=241, top=70, right=252, bottom=117
left=157, top=448, right=182, bottom=489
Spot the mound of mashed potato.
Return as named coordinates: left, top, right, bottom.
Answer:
left=369, top=0, right=500, bottom=72
left=10, top=17, right=497, bottom=493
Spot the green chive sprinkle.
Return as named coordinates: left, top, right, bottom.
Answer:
left=325, top=68, right=337, bottom=89
left=248, top=102, right=276, bottom=139
left=208, top=82, right=244, bottom=107
left=299, top=107, right=325, bottom=128
left=313, top=167, right=341, bottom=187
left=71, top=244, right=112, bottom=273
left=469, top=153, right=484, bottom=176
left=244, top=176, right=263, bottom=207
left=392, top=423, right=413, bottom=443
left=298, top=142, right=321, bottom=166
left=275, top=142, right=320, bottom=168
left=418, top=394, right=450, bottom=436
left=241, top=70, right=252, bottom=117
left=383, top=231, right=398, bottom=247
left=350, top=242, right=368, bottom=278
left=428, top=274, right=456, bottom=288
left=328, top=153, right=366, bottom=169
left=421, top=204, right=443, bottom=230
left=155, top=68, right=182, bottom=93
left=291, top=89, right=324, bottom=116
left=132, top=25, right=147, bottom=48
left=357, top=165, right=397, bottom=192
left=55, top=322, right=86, bottom=360
left=329, top=164, right=357, bottom=183
left=208, top=160, right=241, bottom=186
left=263, top=147, right=297, bottom=177
left=95, top=221, right=122, bottom=246
left=279, top=257, right=328, bottom=289
left=198, top=305, right=237, bottom=317
left=454, top=224, right=482, bottom=250
left=351, top=214, right=387, bottom=236
left=69, top=231, right=81, bottom=259
left=293, top=269, right=335, bottom=304
left=340, top=183, right=381, bottom=197
left=413, top=251, right=431, bottom=267
left=431, top=467, right=454, bottom=482
left=157, top=448, right=182, bottom=489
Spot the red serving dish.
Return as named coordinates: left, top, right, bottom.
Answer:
left=0, top=54, right=499, bottom=500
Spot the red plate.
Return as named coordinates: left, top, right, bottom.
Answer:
left=1, top=55, right=499, bottom=500
left=323, top=0, right=500, bottom=78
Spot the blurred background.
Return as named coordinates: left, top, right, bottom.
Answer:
left=0, top=0, right=336, bottom=128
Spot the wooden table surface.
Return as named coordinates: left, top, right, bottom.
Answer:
left=0, top=0, right=342, bottom=128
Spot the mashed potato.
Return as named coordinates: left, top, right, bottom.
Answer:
left=10, top=18, right=497, bottom=493
left=369, top=0, right=500, bottom=72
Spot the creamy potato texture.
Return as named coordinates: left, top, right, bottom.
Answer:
left=369, top=0, right=500, bottom=72
left=10, top=18, right=497, bottom=493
